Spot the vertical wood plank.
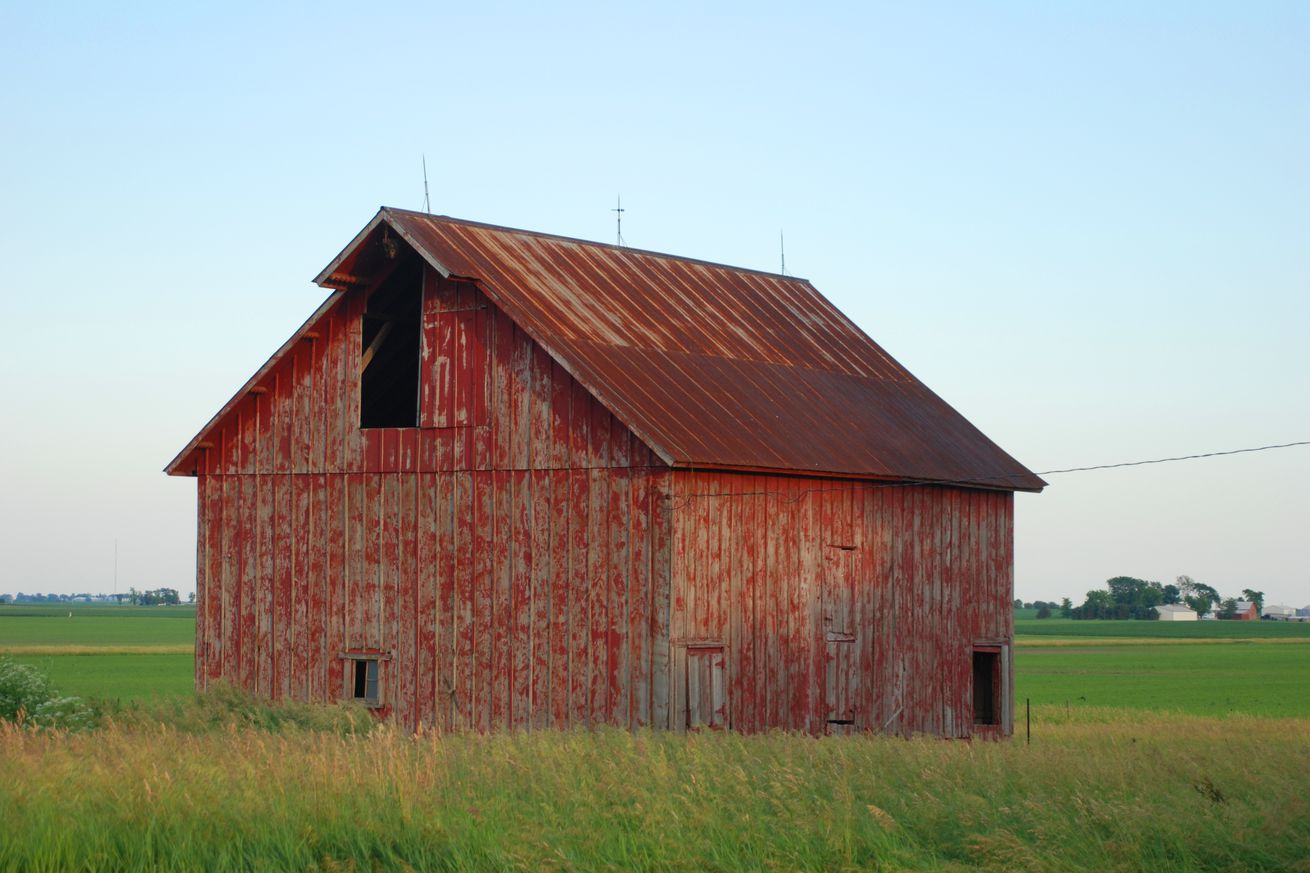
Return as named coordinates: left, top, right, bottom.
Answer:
left=271, top=475, right=291, bottom=701
left=435, top=472, right=455, bottom=731
left=416, top=472, right=437, bottom=730
left=452, top=299, right=471, bottom=428
left=491, top=309, right=512, bottom=470
left=628, top=470, right=650, bottom=728
left=509, top=325, right=532, bottom=470
left=568, top=468, right=589, bottom=725
left=325, top=474, right=346, bottom=699
left=380, top=475, right=400, bottom=710
left=650, top=472, right=672, bottom=730
left=549, top=360, right=571, bottom=470
left=588, top=396, right=610, bottom=470
left=608, top=468, right=629, bottom=727
left=418, top=266, right=440, bottom=429
left=530, top=469, right=551, bottom=729
left=528, top=344, right=551, bottom=470
left=587, top=469, right=608, bottom=723
left=238, top=476, right=257, bottom=693
left=763, top=480, right=780, bottom=728
left=343, top=297, right=365, bottom=471
left=397, top=473, right=418, bottom=730
left=491, top=470, right=512, bottom=728
left=549, top=470, right=571, bottom=728
left=736, top=477, right=756, bottom=732
left=472, top=470, right=493, bottom=731
left=290, top=472, right=310, bottom=701
left=210, top=466, right=225, bottom=682
left=192, top=476, right=206, bottom=690
left=512, top=468, right=533, bottom=729
left=454, top=472, right=475, bottom=730
left=569, top=378, right=589, bottom=472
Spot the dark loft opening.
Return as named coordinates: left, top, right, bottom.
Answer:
left=972, top=649, right=1001, bottom=726
left=360, top=257, right=422, bottom=428
left=352, top=658, right=379, bottom=706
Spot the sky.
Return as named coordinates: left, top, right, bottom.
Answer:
left=1, top=2, right=1307, bottom=607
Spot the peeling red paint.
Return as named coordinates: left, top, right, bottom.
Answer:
left=171, top=214, right=1026, bottom=737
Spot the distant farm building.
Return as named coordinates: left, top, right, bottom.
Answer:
left=1262, top=604, right=1303, bottom=621
left=1154, top=604, right=1197, bottom=621
left=166, top=209, right=1044, bottom=737
left=1225, top=600, right=1259, bottom=621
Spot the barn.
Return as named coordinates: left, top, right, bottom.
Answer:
left=166, top=208, right=1044, bottom=737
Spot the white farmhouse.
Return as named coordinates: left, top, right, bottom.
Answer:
left=1155, top=604, right=1197, bottom=621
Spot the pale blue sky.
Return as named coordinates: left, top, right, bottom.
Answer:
left=2, top=2, right=1307, bottom=606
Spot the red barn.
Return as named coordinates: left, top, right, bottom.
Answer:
left=166, top=209, right=1044, bottom=737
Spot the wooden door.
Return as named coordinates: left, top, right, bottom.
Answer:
left=823, top=545, right=858, bottom=730
left=686, top=646, right=726, bottom=729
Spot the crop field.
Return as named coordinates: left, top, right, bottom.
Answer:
left=1016, top=616, right=1310, bottom=640
left=0, top=604, right=195, bottom=701
left=1013, top=616, right=1310, bottom=719
left=1017, top=641, right=1310, bottom=717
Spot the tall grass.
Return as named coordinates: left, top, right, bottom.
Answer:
left=2, top=706, right=1308, bottom=872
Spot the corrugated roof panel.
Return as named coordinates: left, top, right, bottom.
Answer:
left=330, top=208, right=1045, bottom=491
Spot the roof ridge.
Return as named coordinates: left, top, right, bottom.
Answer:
left=380, top=207, right=811, bottom=284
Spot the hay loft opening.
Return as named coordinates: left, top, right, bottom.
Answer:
left=360, top=256, right=422, bottom=428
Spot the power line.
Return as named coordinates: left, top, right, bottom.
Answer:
left=1038, top=440, right=1310, bottom=475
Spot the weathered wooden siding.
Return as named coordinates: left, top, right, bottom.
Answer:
left=669, top=472, right=1014, bottom=737
left=187, top=254, right=1015, bottom=738
left=192, top=265, right=672, bottom=731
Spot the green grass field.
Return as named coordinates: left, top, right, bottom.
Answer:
left=1016, top=616, right=1310, bottom=639
left=5, top=604, right=1310, bottom=871
left=0, top=604, right=195, bottom=702
left=1010, top=616, right=1310, bottom=717
left=1017, top=642, right=1310, bottom=717
left=0, top=604, right=195, bottom=644
left=11, top=652, right=196, bottom=700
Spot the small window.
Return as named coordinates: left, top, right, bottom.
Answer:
left=972, top=648, right=1001, bottom=726
left=352, top=658, right=380, bottom=706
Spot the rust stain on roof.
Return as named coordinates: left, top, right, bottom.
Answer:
left=317, top=208, right=1043, bottom=492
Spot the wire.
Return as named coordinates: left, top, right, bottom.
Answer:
left=1037, top=441, right=1310, bottom=476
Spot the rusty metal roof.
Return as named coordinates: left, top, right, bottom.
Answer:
left=315, top=208, right=1044, bottom=492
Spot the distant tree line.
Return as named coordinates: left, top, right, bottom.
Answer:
left=1016, top=579, right=1267, bottom=621
left=1013, top=598, right=1070, bottom=619
left=1066, top=576, right=1264, bottom=620
left=0, top=588, right=193, bottom=606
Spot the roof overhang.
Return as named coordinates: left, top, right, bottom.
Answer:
left=314, top=208, right=455, bottom=290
